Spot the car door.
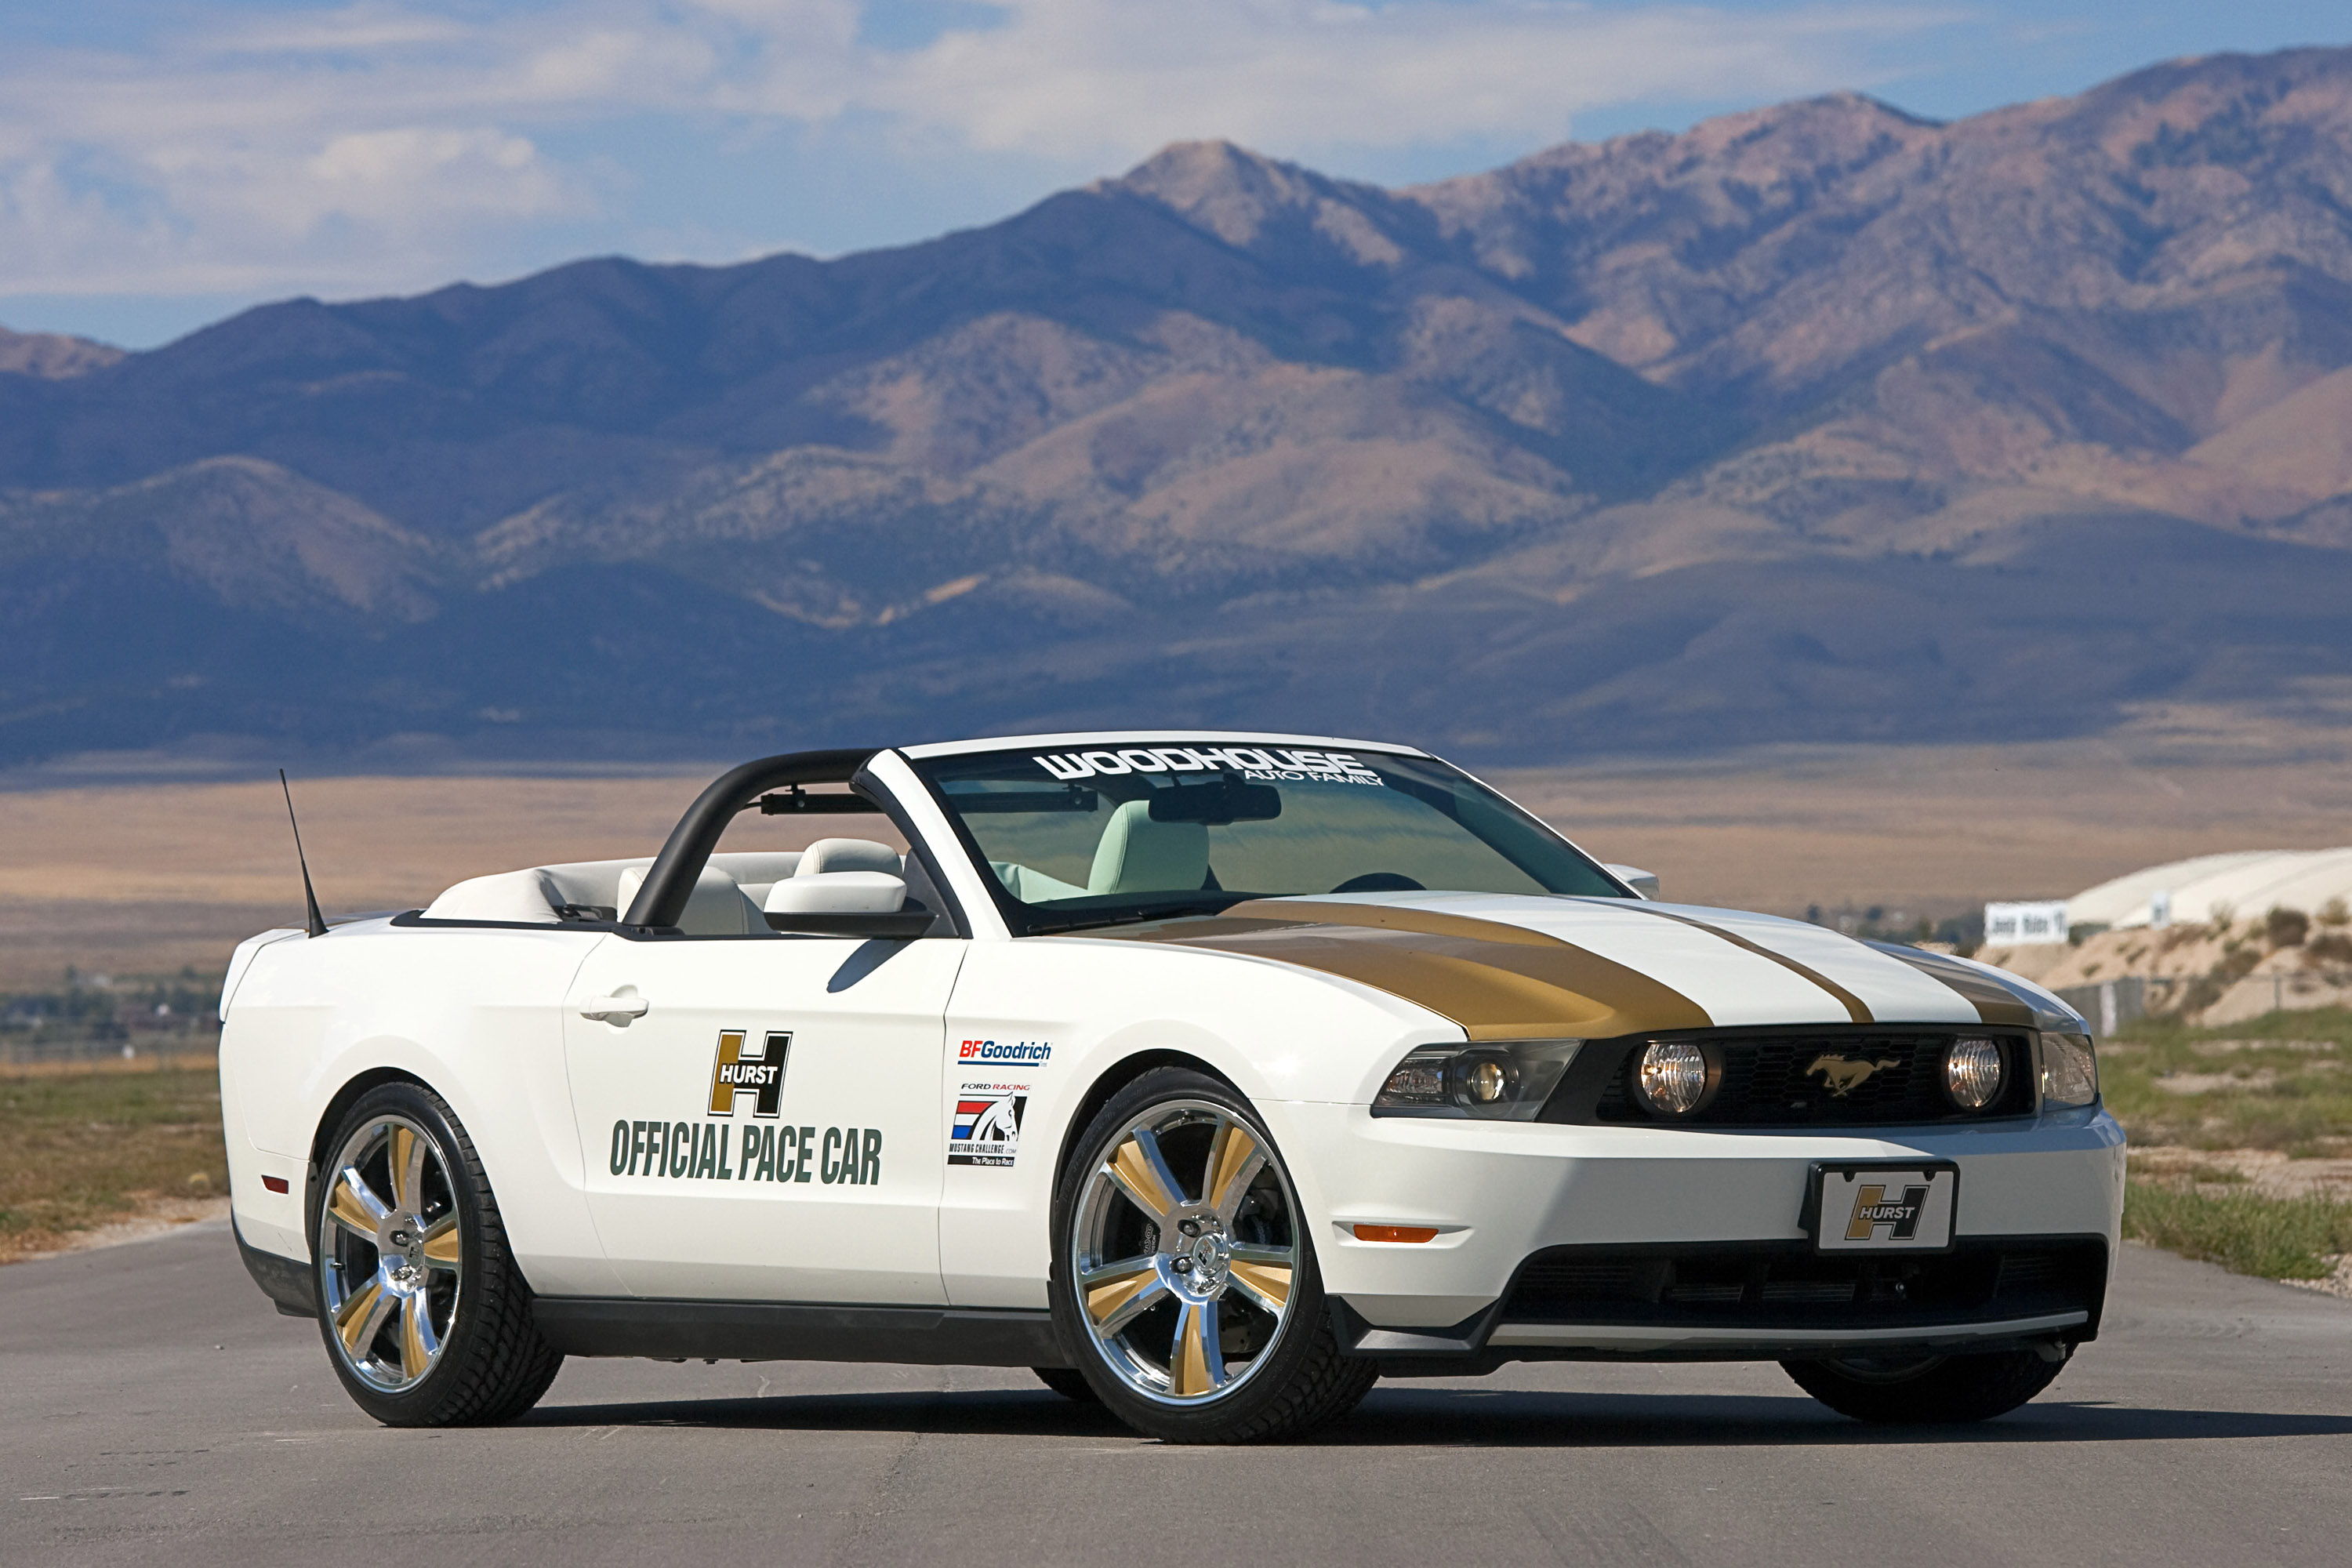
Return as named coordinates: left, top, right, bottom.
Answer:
left=561, top=930, right=964, bottom=1303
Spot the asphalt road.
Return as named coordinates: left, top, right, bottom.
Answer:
left=3, top=1225, right=2347, bottom=1567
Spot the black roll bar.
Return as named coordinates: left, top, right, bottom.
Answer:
left=620, top=749, right=880, bottom=930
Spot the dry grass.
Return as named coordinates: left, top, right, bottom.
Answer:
left=0, top=1056, right=228, bottom=1261
left=2122, top=1180, right=2352, bottom=1280
left=2107, top=1007, right=2352, bottom=1287
left=2102, top=1007, right=2352, bottom=1156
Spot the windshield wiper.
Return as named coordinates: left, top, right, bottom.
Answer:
left=1021, top=894, right=1247, bottom=936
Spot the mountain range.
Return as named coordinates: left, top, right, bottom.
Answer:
left=8, top=45, right=2352, bottom=768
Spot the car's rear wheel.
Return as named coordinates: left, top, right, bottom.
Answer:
left=1048, top=1067, right=1376, bottom=1443
left=312, top=1081, right=563, bottom=1425
left=1782, top=1346, right=2067, bottom=1423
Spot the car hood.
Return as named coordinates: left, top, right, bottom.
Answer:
left=1094, top=891, right=2080, bottom=1040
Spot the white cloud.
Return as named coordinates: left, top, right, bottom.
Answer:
left=875, top=2, right=1945, bottom=155
left=0, top=1, right=1957, bottom=303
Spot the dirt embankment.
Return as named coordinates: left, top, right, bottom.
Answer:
left=1986, top=908, right=2352, bottom=1025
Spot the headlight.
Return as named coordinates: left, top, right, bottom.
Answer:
left=1373, top=1040, right=1581, bottom=1120
left=1944, top=1037, right=2004, bottom=1109
left=2041, top=1032, right=2099, bottom=1106
left=1631, top=1039, right=1715, bottom=1116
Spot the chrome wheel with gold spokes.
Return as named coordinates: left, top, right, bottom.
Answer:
left=1072, top=1097, right=1300, bottom=1406
left=318, top=1114, right=463, bottom=1394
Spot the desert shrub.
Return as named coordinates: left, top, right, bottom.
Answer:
left=2307, top=931, right=2352, bottom=966
left=2268, top=906, right=2310, bottom=948
left=2319, top=898, right=2350, bottom=928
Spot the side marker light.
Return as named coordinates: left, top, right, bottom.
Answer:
left=261, top=1175, right=291, bottom=1193
left=1354, top=1224, right=1439, bottom=1243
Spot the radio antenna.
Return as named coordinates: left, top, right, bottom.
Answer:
left=278, top=768, right=329, bottom=938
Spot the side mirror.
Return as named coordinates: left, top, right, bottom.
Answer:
left=764, top=873, right=931, bottom=937
left=1604, top=864, right=1661, bottom=900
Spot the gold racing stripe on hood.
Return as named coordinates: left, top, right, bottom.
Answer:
left=1871, top=943, right=2039, bottom=1028
left=1091, top=900, right=1711, bottom=1040
left=1602, top=905, right=1873, bottom=1025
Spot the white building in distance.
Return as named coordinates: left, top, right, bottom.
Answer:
left=2068, top=848, right=2352, bottom=931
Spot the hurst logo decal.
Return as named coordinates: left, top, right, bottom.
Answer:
left=949, top=1080, right=1029, bottom=1167
left=710, top=1029, right=790, bottom=1116
left=1845, top=1182, right=1931, bottom=1242
left=605, top=1025, right=881, bottom=1187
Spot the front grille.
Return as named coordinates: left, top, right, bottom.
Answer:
left=1544, top=1028, right=2037, bottom=1127
left=1501, top=1239, right=2106, bottom=1333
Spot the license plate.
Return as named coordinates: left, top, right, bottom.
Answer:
left=1807, top=1163, right=1958, bottom=1253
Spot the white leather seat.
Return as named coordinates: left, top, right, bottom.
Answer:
left=1087, top=800, right=1209, bottom=895
left=796, top=838, right=904, bottom=878
left=614, top=864, right=762, bottom=935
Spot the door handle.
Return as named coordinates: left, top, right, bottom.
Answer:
left=580, top=993, right=648, bottom=1023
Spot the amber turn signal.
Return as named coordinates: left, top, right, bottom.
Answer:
left=1353, top=1224, right=1439, bottom=1243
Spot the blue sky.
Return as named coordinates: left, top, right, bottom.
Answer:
left=2, top=1, right=2347, bottom=349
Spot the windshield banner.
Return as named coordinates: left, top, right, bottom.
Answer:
left=1033, top=746, right=1383, bottom=786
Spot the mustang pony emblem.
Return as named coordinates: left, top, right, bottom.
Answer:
left=1807, top=1054, right=1900, bottom=1096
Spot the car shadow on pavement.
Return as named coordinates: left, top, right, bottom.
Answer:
left=523, top=1387, right=2352, bottom=1446
left=1320, top=1389, right=2352, bottom=1447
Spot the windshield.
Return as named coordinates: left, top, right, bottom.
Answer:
left=909, top=741, right=1628, bottom=935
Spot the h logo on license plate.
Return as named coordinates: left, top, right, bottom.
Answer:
left=1844, top=1182, right=1930, bottom=1242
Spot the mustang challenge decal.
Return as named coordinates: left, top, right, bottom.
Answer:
left=605, top=1025, right=881, bottom=1185
left=949, top=1081, right=1029, bottom=1167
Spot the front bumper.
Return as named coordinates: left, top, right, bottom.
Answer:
left=1272, top=1100, right=2126, bottom=1363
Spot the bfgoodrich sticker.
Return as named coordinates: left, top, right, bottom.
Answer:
left=949, top=1081, right=1029, bottom=1167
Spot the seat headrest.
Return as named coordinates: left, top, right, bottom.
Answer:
left=796, top=838, right=903, bottom=877
left=1087, top=800, right=1209, bottom=895
left=615, top=863, right=758, bottom=935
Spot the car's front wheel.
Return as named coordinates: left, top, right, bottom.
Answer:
left=1048, top=1067, right=1376, bottom=1443
left=1783, top=1346, right=2067, bottom=1424
left=311, top=1081, right=564, bottom=1425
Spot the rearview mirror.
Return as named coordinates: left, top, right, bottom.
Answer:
left=1149, top=778, right=1281, bottom=825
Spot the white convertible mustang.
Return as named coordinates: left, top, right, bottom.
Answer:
left=220, top=733, right=2122, bottom=1442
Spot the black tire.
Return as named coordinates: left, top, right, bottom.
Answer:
left=310, top=1081, right=564, bottom=1426
left=1783, top=1347, right=2067, bottom=1424
left=1032, top=1365, right=1100, bottom=1402
left=1049, top=1067, right=1377, bottom=1443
